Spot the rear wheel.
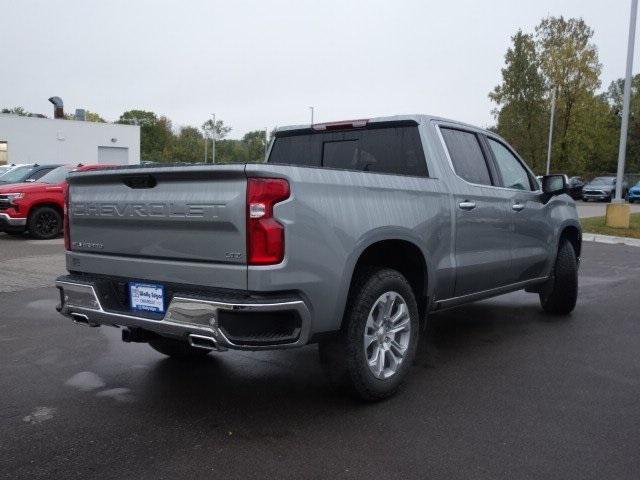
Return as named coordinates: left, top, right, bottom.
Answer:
left=319, top=268, right=419, bottom=401
left=148, top=337, right=212, bottom=359
left=539, top=240, right=578, bottom=315
left=28, top=207, right=62, bottom=240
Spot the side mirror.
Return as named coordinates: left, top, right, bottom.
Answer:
left=541, top=174, right=567, bottom=196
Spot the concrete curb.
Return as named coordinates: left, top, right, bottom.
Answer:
left=582, top=233, right=640, bottom=248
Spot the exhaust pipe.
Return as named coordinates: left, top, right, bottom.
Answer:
left=48, top=96, right=64, bottom=119
left=188, top=334, right=218, bottom=350
left=70, top=312, right=99, bottom=327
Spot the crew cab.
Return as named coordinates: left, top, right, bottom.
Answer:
left=55, top=115, right=581, bottom=400
left=0, top=164, right=109, bottom=239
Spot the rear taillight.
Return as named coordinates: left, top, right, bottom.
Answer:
left=63, top=184, right=70, bottom=250
left=246, top=177, right=290, bottom=265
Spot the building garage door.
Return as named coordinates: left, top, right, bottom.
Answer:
left=98, top=146, right=129, bottom=165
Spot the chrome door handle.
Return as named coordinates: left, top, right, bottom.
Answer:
left=512, top=203, right=525, bottom=212
left=458, top=201, right=476, bottom=211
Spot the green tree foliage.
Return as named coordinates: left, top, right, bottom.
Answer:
left=603, top=74, right=640, bottom=173
left=85, top=111, right=106, bottom=123
left=1, top=106, right=41, bottom=117
left=117, top=110, right=174, bottom=162
left=169, top=126, right=205, bottom=163
left=536, top=16, right=606, bottom=171
left=215, top=130, right=268, bottom=164
left=202, top=118, right=232, bottom=140
left=489, top=31, right=548, bottom=172
left=491, top=16, right=627, bottom=175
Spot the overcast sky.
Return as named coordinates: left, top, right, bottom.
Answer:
left=1, top=0, right=637, bottom=138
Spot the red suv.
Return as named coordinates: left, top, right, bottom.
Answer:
left=0, top=164, right=110, bottom=239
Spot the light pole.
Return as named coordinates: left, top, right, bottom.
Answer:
left=545, top=87, right=557, bottom=175
left=211, top=113, right=216, bottom=164
left=607, top=0, right=638, bottom=228
left=309, top=106, right=314, bottom=125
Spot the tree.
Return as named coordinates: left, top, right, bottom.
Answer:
left=242, top=130, right=268, bottom=162
left=1, top=106, right=42, bottom=117
left=489, top=31, right=547, bottom=172
left=490, top=16, right=619, bottom=175
left=169, top=126, right=205, bottom=163
left=117, top=110, right=174, bottom=162
left=604, top=74, right=640, bottom=173
left=85, top=111, right=106, bottom=123
left=201, top=118, right=232, bottom=140
left=536, top=16, right=602, bottom=171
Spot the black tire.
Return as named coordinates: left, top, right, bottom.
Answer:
left=148, top=337, right=212, bottom=359
left=629, top=199, right=635, bottom=204
left=319, top=268, right=419, bottom=401
left=539, top=240, right=578, bottom=315
left=28, top=206, right=62, bottom=240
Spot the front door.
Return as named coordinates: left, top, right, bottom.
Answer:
left=439, top=127, right=514, bottom=297
left=484, top=136, right=553, bottom=282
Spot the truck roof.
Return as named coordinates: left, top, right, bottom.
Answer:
left=274, top=114, right=492, bottom=136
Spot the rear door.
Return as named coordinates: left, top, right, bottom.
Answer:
left=484, top=136, right=552, bottom=282
left=438, top=126, right=513, bottom=297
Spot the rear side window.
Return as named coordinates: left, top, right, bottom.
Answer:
left=269, top=126, right=428, bottom=177
left=440, top=128, right=492, bottom=186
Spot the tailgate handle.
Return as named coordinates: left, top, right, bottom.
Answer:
left=122, top=175, right=157, bottom=189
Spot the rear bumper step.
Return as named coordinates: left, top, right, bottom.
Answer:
left=55, top=277, right=312, bottom=350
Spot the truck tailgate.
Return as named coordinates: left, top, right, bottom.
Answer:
left=67, top=165, right=248, bottom=288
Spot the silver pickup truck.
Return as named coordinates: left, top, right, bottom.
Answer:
left=55, top=115, right=581, bottom=400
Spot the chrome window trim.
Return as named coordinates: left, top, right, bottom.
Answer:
left=434, top=122, right=543, bottom=194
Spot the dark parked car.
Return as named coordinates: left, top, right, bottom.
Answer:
left=582, top=176, right=628, bottom=202
left=0, top=163, right=62, bottom=185
left=567, top=176, right=585, bottom=200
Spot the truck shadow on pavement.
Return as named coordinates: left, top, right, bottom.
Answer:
left=128, top=294, right=560, bottom=412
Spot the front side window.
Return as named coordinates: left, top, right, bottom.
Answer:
left=487, top=138, right=533, bottom=191
left=440, top=128, right=492, bottom=186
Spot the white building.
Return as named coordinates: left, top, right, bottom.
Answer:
left=0, top=114, right=140, bottom=166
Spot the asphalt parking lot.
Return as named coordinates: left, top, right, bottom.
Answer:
left=1, top=235, right=639, bottom=480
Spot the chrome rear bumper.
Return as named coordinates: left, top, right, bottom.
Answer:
left=55, top=279, right=312, bottom=350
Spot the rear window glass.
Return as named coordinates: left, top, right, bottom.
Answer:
left=269, top=126, right=428, bottom=177
left=440, top=128, right=492, bottom=186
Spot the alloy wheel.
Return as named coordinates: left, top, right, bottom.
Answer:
left=363, top=291, right=411, bottom=379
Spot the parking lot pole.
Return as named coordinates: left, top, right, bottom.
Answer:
left=615, top=0, right=637, bottom=201
left=211, top=113, right=216, bottom=164
left=607, top=0, right=637, bottom=228
left=545, top=87, right=556, bottom=175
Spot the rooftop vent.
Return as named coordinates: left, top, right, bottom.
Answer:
left=48, top=96, right=64, bottom=119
